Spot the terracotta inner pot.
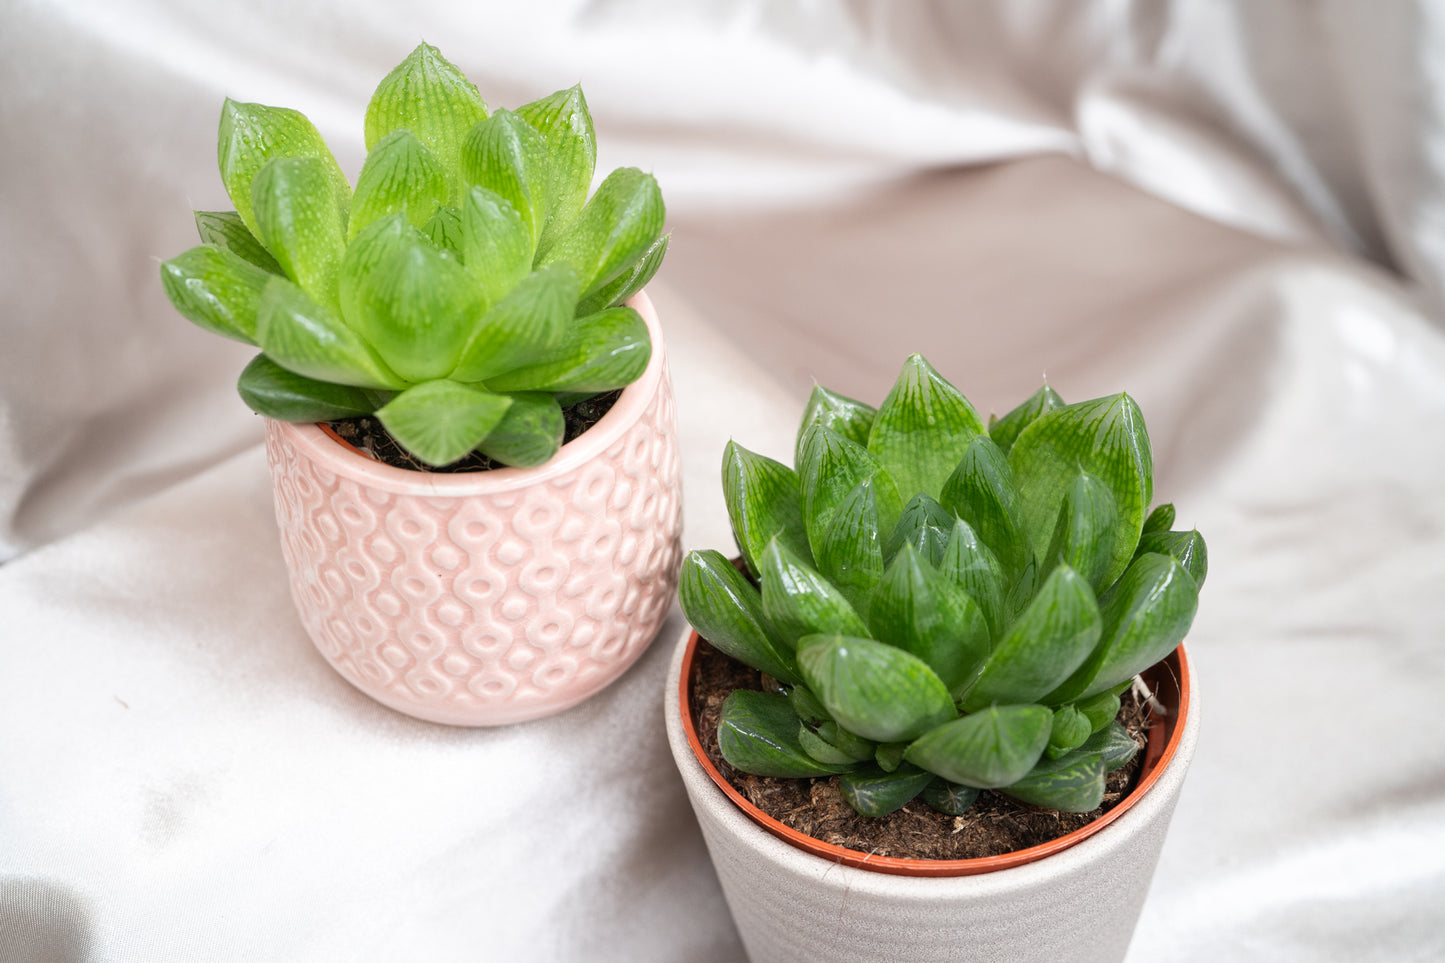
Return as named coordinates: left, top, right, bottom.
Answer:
left=677, top=629, right=1192, bottom=878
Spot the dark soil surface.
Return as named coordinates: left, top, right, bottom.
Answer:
left=325, top=390, right=623, bottom=472
left=688, top=638, right=1151, bottom=861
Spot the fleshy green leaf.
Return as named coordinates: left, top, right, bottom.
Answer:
left=255, top=276, right=404, bottom=390
left=718, top=690, right=855, bottom=779
left=798, top=425, right=897, bottom=559
left=349, top=130, right=450, bottom=239
left=1142, top=503, right=1176, bottom=535
left=1075, top=690, right=1122, bottom=734
left=482, top=305, right=650, bottom=394
left=159, top=244, right=272, bottom=345
left=1135, top=529, right=1209, bottom=587
left=788, top=684, right=831, bottom=724
left=797, top=634, right=956, bottom=743
left=939, top=435, right=1032, bottom=581
left=718, top=441, right=810, bottom=577
left=882, top=493, right=954, bottom=567
left=904, top=704, right=1052, bottom=788
left=868, top=544, right=991, bottom=695
left=760, top=539, right=869, bottom=647
left=1047, top=553, right=1199, bottom=703
left=1000, top=748, right=1106, bottom=812
left=236, top=353, right=379, bottom=421
left=539, top=167, right=664, bottom=297
left=218, top=98, right=351, bottom=242
left=1086, top=720, right=1141, bottom=771
left=678, top=550, right=800, bottom=685
left=460, top=109, right=553, bottom=250
left=962, top=565, right=1102, bottom=712
left=1046, top=705, right=1092, bottom=760
left=921, top=779, right=981, bottom=815
left=339, top=214, right=485, bottom=383
left=459, top=186, right=533, bottom=312
left=867, top=355, right=986, bottom=500
left=193, top=210, right=282, bottom=274
left=1042, top=472, right=1118, bottom=592
left=251, top=156, right=348, bottom=308
left=516, top=85, right=596, bottom=257
left=1009, top=393, right=1153, bottom=588
left=474, top=392, right=563, bottom=468
left=795, top=384, right=876, bottom=466
left=374, top=379, right=512, bottom=466
left=938, top=518, right=1007, bottom=640
left=450, top=264, right=579, bottom=383
left=875, top=741, right=908, bottom=772
left=424, top=206, right=464, bottom=255
left=815, top=476, right=894, bottom=619
left=364, top=42, right=488, bottom=200
left=799, top=722, right=875, bottom=766
left=988, top=383, right=1064, bottom=454
left=839, top=765, right=934, bottom=817
left=575, top=233, right=669, bottom=316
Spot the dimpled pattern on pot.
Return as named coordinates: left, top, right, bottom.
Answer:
left=263, top=298, right=681, bottom=726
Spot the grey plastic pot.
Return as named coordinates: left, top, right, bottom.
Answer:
left=664, top=624, right=1199, bottom=963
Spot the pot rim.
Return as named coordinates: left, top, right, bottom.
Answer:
left=272, top=290, right=664, bottom=496
left=677, top=627, right=1192, bottom=878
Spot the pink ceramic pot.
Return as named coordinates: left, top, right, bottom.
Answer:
left=262, top=292, right=682, bottom=726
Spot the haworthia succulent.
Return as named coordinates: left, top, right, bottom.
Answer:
left=903, top=704, right=1052, bottom=789
left=760, top=540, right=869, bottom=647
left=375, top=379, right=512, bottom=466
left=796, top=384, right=877, bottom=465
left=721, top=442, right=811, bottom=576
left=678, top=549, right=801, bottom=686
left=797, top=634, right=956, bottom=743
left=718, top=690, right=855, bottom=779
left=868, top=355, right=986, bottom=500
left=989, top=383, right=1065, bottom=454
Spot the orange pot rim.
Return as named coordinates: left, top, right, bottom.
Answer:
left=677, top=628, right=1192, bottom=878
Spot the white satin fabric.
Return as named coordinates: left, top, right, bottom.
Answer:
left=2, top=2, right=1443, bottom=960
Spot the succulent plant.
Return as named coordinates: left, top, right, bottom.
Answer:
left=160, top=43, right=667, bottom=468
left=678, top=356, right=1207, bottom=817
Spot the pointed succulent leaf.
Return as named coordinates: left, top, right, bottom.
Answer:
left=459, top=186, right=532, bottom=311
left=251, top=156, right=348, bottom=307
left=159, top=245, right=272, bottom=345
left=839, top=765, right=935, bottom=817
left=962, top=565, right=1102, bottom=712
left=788, top=684, right=831, bottom=724
left=938, top=518, right=1007, bottom=640
left=236, top=353, right=378, bottom=421
left=1000, top=748, right=1106, bottom=812
left=460, top=109, right=553, bottom=250
left=218, top=98, right=351, bottom=240
left=483, top=305, right=649, bottom=394
left=364, top=42, right=488, bottom=198
left=450, top=264, right=579, bottom=383
left=540, top=167, right=665, bottom=298
left=516, top=85, right=596, bottom=256
left=760, top=539, right=868, bottom=647
left=904, top=704, right=1052, bottom=788
left=1075, top=690, right=1122, bottom=734
left=1142, top=503, right=1176, bottom=535
left=1085, top=720, right=1141, bottom=771
left=819, top=721, right=877, bottom=760
left=374, top=379, right=512, bottom=467
left=339, top=214, right=485, bottom=382
left=1135, top=529, right=1208, bottom=587
left=875, top=741, right=908, bottom=772
left=1049, top=553, right=1199, bottom=703
left=882, top=493, right=954, bottom=567
left=193, top=210, right=283, bottom=274
left=473, top=392, right=564, bottom=468
left=795, top=384, right=876, bottom=466
left=867, top=355, right=986, bottom=500
left=1009, top=393, right=1153, bottom=587
left=989, top=383, right=1064, bottom=454
left=424, top=206, right=464, bottom=255
left=798, top=425, right=894, bottom=558
left=921, top=779, right=981, bottom=815
left=255, top=276, right=404, bottom=390
left=719, top=441, right=810, bottom=576
left=349, top=129, right=450, bottom=239
left=799, top=722, right=875, bottom=766
left=575, top=233, right=669, bottom=315
left=867, top=544, right=991, bottom=695
left=796, top=634, right=956, bottom=743
left=815, top=476, right=893, bottom=619
left=1046, top=705, right=1093, bottom=760
left=1042, top=472, right=1118, bottom=592
left=718, top=690, right=855, bottom=778
left=678, top=550, right=800, bottom=685
left=939, top=435, right=1032, bottom=581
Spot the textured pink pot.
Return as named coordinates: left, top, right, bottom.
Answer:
left=262, top=292, right=682, bottom=726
